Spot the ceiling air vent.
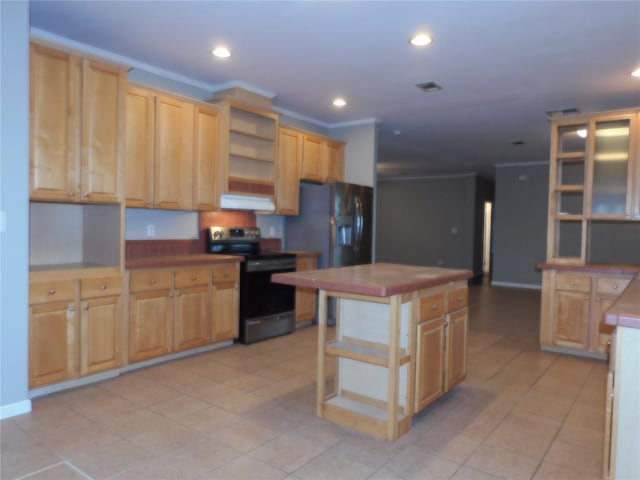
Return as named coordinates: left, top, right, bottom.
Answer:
left=416, top=82, right=442, bottom=93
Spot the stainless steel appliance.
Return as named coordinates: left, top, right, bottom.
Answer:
left=206, top=226, right=296, bottom=344
left=285, top=182, right=374, bottom=323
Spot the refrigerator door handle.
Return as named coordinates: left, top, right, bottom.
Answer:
left=353, top=196, right=364, bottom=254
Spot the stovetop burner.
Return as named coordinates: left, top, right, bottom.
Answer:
left=205, top=226, right=294, bottom=261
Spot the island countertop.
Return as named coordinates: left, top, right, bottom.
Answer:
left=272, top=262, right=472, bottom=297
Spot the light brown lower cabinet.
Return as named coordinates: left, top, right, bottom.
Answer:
left=129, top=263, right=239, bottom=363
left=29, top=274, right=123, bottom=388
left=414, top=292, right=468, bottom=413
left=540, top=269, right=632, bottom=357
left=295, top=256, right=318, bottom=324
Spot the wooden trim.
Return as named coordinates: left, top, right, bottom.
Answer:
left=317, top=289, right=327, bottom=417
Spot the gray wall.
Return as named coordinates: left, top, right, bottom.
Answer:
left=492, top=163, right=549, bottom=288
left=375, top=175, right=478, bottom=271
left=1, top=0, right=30, bottom=417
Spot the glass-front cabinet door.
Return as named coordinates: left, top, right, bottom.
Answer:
left=588, top=114, right=637, bottom=219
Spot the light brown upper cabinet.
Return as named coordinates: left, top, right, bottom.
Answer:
left=300, top=133, right=345, bottom=183
left=276, top=127, right=303, bottom=215
left=546, top=108, right=640, bottom=263
left=126, top=86, right=220, bottom=211
left=30, top=44, right=125, bottom=203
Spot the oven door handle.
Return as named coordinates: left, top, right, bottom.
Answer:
left=246, top=319, right=263, bottom=326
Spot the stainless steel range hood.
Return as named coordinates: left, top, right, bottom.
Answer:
left=220, top=194, right=276, bottom=212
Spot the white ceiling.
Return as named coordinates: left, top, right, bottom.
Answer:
left=29, top=1, right=640, bottom=179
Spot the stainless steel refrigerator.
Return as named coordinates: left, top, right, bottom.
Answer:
left=286, top=182, right=373, bottom=269
left=286, top=182, right=373, bottom=323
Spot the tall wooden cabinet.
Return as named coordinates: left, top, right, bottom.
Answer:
left=276, top=127, right=303, bottom=215
left=30, top=44, right=125, bottom=204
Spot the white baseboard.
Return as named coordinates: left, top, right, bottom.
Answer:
left=0, top=399, right=32, bottom=420
left=491, top=280, right=541, bottom=290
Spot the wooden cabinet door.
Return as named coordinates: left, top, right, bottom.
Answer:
left=154, top=95, right=194, bottom=210
left=212, top=284, right=239, bottom=342
left=30, top=44, right=81, bottom=202
left=80, top=296, right=121, bottom=375
left=126, top=86, right=154, bottom=208
left=295, top=256, right=317, bottom=323
left=80, top=60, right=125, bottom=203
left=129, top=289, right=174, bottom=362
left=324, top=140, right=344, bottom=183
left=29, top=301, right=78, bottom=387
left=192, top=104, right=220, bottom=210
left=415, top=317, right=445, bottom=412
left=174, top=286, right=211, bottom=351
left=553, top=290, right=590, bottom=349
left=276, top=127, right=302, bottom=215
left=592, top=294, right=617, bottom=354
left=445, top=308, right=468, bottom=391
left=301, top=134, right=323, bottom=182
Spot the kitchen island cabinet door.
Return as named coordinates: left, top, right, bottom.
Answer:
left=445, top=308, right=468, bottom=391
left=80, top=59, right=125, bottom=203
left=174, top=285, right=211, bottom=351
left=415, top=317, right=445, bottom=412
left=29, top=301, right=79, bottom=387
left=212, top=283, right=239, bottom=342
left=125, top=86, right=154, bottom=208
left=30, top=44, right=81, bottom=202
left=129, top=290, right=174, bottom=362
left=154, top=95, right=194, bottom=210
left=192, top=104, right=220, bottom=211
left=80, top=296, right=121, bottom=375
left=276, top=127, right=302, bottom=215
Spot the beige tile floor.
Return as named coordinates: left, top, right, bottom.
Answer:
left=1, top=284, right=607, bottom=479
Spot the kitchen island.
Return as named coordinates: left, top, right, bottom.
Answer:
left=272, top=263, right=472, bottom=440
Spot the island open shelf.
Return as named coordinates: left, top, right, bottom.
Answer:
left=273, top=263, right=472, bottom=441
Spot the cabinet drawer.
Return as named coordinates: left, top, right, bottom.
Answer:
left=447, top=288, right=468, bottom=312
left=175, top=268, right=210, bottom=288
left=212, top=264, right=238, bottom=284
left=555, top=273, right=591, bottom=293
left=595, top=276, right=631, bottom=296
left=130, top=270, right=173, bottom=292
left=419, top=293, right=445, bottom=321
left=81, top=276, right=122, bottom=298
left=30, top=280, right=76, bottom=304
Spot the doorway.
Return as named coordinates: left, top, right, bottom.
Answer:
left=483, top=201, right=493, bottom=276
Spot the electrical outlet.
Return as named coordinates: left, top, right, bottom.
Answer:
left=146, top=224, right=155, bottom=237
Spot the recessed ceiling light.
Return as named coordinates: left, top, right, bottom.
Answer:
left=632, top=67, right=640, bottom=77
left=409, top=33, right=433, bottom=47
left=212, top=46, right=231, bottom=58
left=332, top=97, right=347, bottom=108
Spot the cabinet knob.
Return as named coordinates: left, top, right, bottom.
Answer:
left=612, top=284, right=618, bottom=290
left=569, top=281, right=576, bottom=287
left=83, top=303, right=89, bottom=311
left=608, top=339, right=612, bottom=346
left=585, top=295, right=590, bottom=301
left=625, top=211, right=631, bottom=217
left=443, top=320, right=449, bottom=327
left=68, top=191, right=76, bottom=197
left=595, top=296, right=601, bottom=302
left=635, top=210, right=640, bottom=217
left=150, top=279, right=157, bottom=285
left=168, top=293, right=173, bottom=298
left=68, top=305, right=75, bottom=312
left=48, top=289, right=56, bottom=295
left=82, top=192, right=89, bottom=198
left=146, top=201, right=152, bottom=207
left=191, top=275, right=197, bottom=281
left=431, top=304, right=439, bottom=311
left=100, top=285, right=107, bottom=290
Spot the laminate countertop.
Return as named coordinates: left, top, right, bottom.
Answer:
left=125, top=254, right=242, bottom=269
left=606, top=273, right=640, bottom=329
left=272, top=263, right=472, bottom=298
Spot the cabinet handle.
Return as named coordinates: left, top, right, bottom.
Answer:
left=191, top=275, right=197, bottom=281
left=68, top=191, right=76, bottom=197
left=48, top=289, right=56, bottom=295
left=585, top=295, right=590, bottom=301
left=68, top=305, right=75, bottom=312
left=431, top=304, right=439, bottom=310
left=569, top=281, right=576, bottom=287
left=150, top=279, right=157, bottom=285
